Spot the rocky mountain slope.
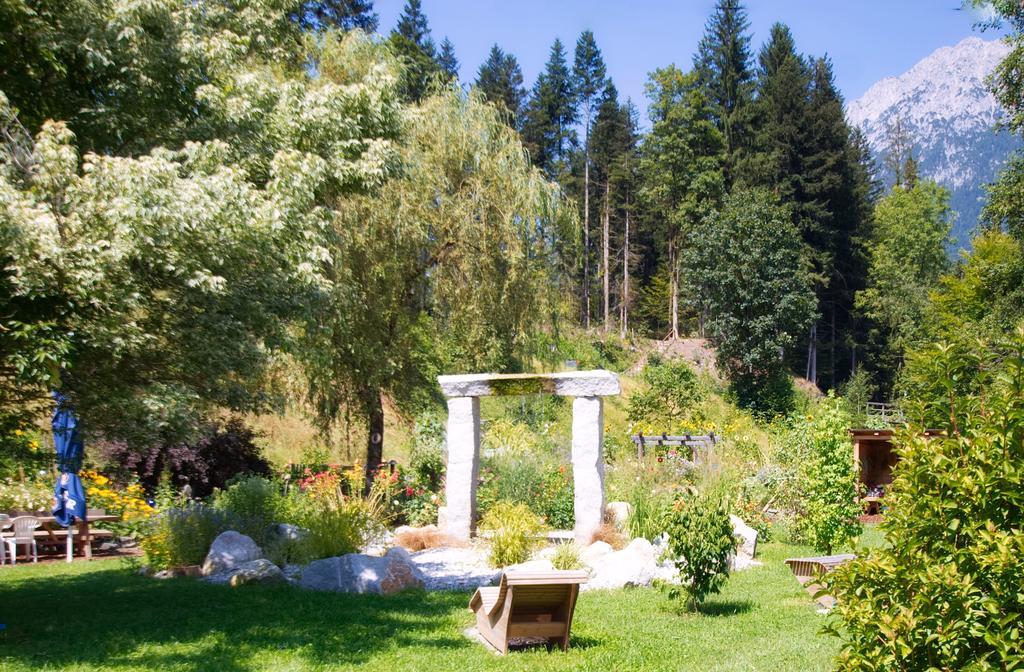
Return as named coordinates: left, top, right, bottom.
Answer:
left=847, top=36, right=1021, bottom=246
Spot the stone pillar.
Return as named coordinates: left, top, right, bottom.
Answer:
left=571, top=395, right=605, bottom=544
left=444, top=396, right=481, bottom=541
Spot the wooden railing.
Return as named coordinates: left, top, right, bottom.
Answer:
left=630, top=433, right=717, bottom=460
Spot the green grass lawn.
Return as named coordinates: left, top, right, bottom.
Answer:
left=0, top=538, right=848, bottom=672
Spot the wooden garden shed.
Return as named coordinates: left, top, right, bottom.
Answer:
left=850, top=428, right=940, bottom=514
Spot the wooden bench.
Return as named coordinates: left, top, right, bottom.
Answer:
left=630, top=433, right=717, bottom=460
left=784, top=554, right=856, bottom=608
left=469, top=571, right=588, bottom=654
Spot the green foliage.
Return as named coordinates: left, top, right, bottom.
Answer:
left=478, top=456, right=575, bottom=530
left=791, top=393, right=862, bottom=554
left=688, top=189, right=816, bottom=415
left=627, top=357, right=705, bottom=432
left=213, top=476, right=286, bottom=546
left=926, top=229, right=1024, bottom=344
left=856, top=181, right=953, bottom=370
left=141, top=503, right=231, bottom=570
left=828, top=327, right=1024, bottom=671
left=664, top=489, right=736, bottom=609
left=641, top=65, right=725, bottom=339
left=479, top=501, right=547, bottom=568
left=287, top=492, right=378, bottom=563
left=551, top=542, right=583, bottom=570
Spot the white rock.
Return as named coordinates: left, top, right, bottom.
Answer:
left=730, top=514, right=758, bottom=559
left=201, top=531, right=263, bottom=576
left=585, top=538, right=659, bottom=590
left=227, top=559, right=285, bottom=587
left=299, top=547, right=424, bottom=595
left=580, top=540, right=613, bottom=568
left=437, top=371, right=620, bottom=398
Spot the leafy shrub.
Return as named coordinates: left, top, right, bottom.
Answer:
left=96, top=418, right=271, bottom=497
left=408, top=411, right=446, bottom=490
left=792, top=393, right=862, bottom=553
left=729, top=368, right=796, bottom=419
left=140, top=503, right=231, bottom=570
left=627, top=358, right=705, bottom=432
left=827, top=328, right=1024, bottom=671
left=0, top=428, right=49, bottom=479
left=664, top=489, right=735, bottom=610
left=480, top=501, right=547, bottom=567
left=551, top=542, right=582, bottom=570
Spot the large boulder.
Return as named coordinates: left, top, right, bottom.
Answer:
left=580, top=540, right=613, bottom=568
left=202, top=531, right=263, bottom=576
left=300, top=547, right=424, bottom=595
left=229, top=559, right=286, bottom=587
left=730, top=515, right=758, bottom=559
left=586, top=538, right=659, bottom=590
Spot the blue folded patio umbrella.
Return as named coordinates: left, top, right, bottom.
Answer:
left=51, top=392, right=86, bottom=528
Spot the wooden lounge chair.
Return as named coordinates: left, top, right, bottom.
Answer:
left=784, top=553, right=856, bottom=608
left=468, top=570, right=588, bottom=654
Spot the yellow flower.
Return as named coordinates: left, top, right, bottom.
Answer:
left=14, top=429, right=23, bottom=436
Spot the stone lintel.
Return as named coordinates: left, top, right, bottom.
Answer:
left=437, top=370, right=620, bottom=399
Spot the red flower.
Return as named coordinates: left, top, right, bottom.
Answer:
left=657, top=456, right=664, bottom=463
left=405, top=486, right=414, bottom=497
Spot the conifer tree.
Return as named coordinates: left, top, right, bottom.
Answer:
left=290, top=0, right=379, bottom=32
left=475, top=45, right=526, bottom=125
left=693, top=0, right=754, bottom=187
left=804, top=56, right=873, bottom=387
left=521, top=39, right=578, bottom=178
left=389, top=0, right=440, bottom=102
left=573, top=30, right=607, bottom=327
left=437, top=37, right=459, bottom=82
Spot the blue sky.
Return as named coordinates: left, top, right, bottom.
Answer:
left=374, top=1, right=1005, bottom=123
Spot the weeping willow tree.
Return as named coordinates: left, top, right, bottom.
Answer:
left=299, top=86, right=577, bottom=476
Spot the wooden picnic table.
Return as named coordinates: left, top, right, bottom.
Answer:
left=37, top=514, right=121, bottom=562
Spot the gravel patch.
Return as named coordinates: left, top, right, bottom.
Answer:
left=410, top=546, right=500, bottom=591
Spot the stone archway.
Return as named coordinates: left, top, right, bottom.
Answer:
left=437, top=370, right=621, bottom=543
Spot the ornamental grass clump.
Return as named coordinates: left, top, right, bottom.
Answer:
left=140, top=503, right=232, bottom=570
left=664, top=488, right=736, bottom=611
left=480, top=501, right=547, bottom=567
left=826, top=328, right=1024, bottom=671
left=551, top=541, right=583, bottom=570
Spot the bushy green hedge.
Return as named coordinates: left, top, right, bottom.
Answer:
left=827, top=328, right=1024, bottom=671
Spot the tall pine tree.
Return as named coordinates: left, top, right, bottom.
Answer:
left=475, top=45, right=526, bottom=126
left=521, top=39, right=578, bottom=179
left=389, top=0, right=440, bottom=102
left=437, top=37, right=459, bottom=82
left=573, top=30, right=607, bottom=327
left=693, top=0, right=754, bottom=188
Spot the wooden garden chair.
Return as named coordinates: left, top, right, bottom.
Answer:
left=468, top=570, right=588, bottom=654
left=784, top=553, right=856, bottom=608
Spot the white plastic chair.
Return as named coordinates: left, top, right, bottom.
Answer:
left=0, top=514, right=11, bottom=565
left=4, top=516, right=41, bottom=565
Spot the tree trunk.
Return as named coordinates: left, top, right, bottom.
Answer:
left=830, top=302, right=837, bottom=390
left=805, top=323, right=818, bottom=385
left=582, top=108, right=592, bottom=329
left=621, top=208, right=630, bottom=339
left=669, top=236, right=679, bottom=340
left=603, top=180, right=611, bottom=332
left=362, top=388, right=384, bottom=488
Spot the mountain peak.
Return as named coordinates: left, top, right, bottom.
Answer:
left=846, top=36, right=1019, bottom=245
